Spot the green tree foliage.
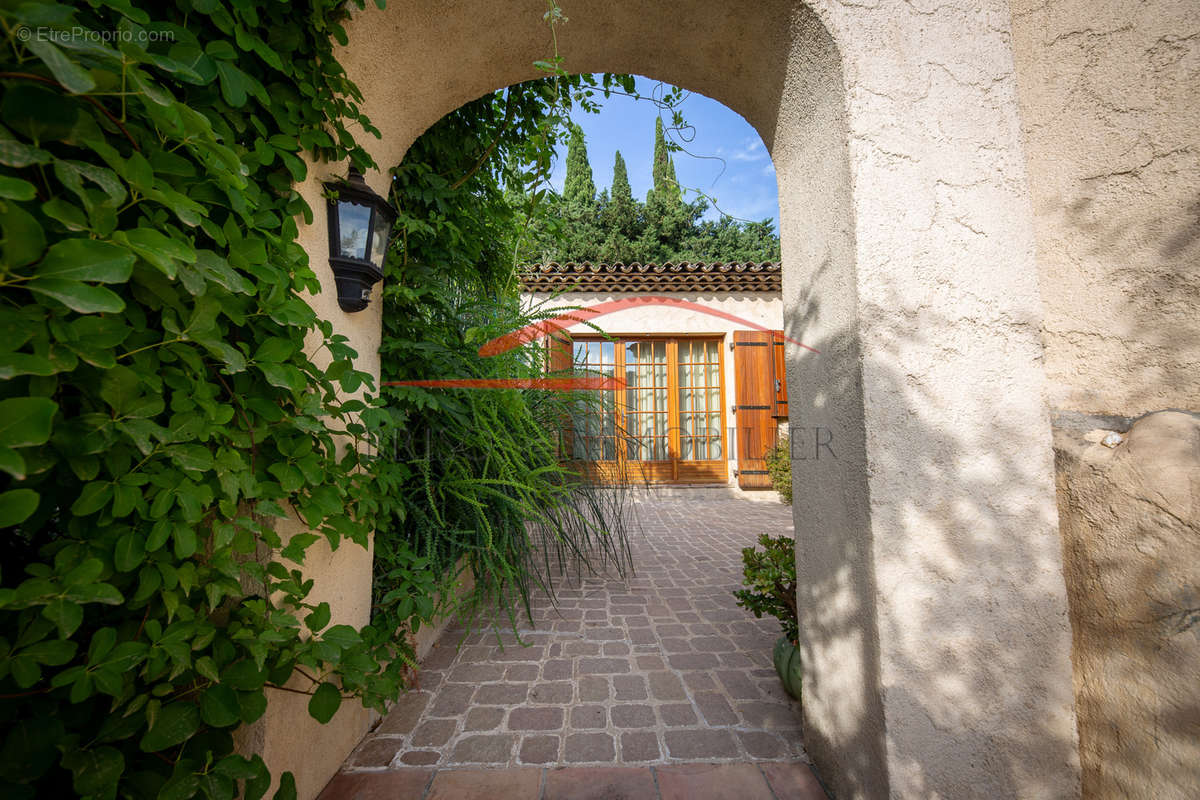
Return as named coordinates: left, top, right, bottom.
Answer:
left=563, top=123, right=595, bottom=204
left=649, top=117, right=682, bottom=206
left=610, top=150, right=632, bottom=204
left=524, top=117, right=781, bottom=264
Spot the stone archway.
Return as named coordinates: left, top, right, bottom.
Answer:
left=283, top=2, right=1081, bottom=798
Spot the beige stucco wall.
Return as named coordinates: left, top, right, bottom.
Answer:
left=1009, top=0, right=1200, bottom=416
left=269, top=2, right=1086, bottom=798
left=1010, top=5, right=1200, bottom=798
left=524, top=290, right=784, bottom=482
left=1054, top=412, right=1200, bottom=799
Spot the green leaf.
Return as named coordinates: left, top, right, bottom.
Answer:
left=307, top=682, right=341, bottom=724
left=273, top=772, right=297, bottom=800
left=42, top=597, right=83, bottom=637
left=305, top=602, right=331, bottom=632
left=200, top=684, right=240, bottom=727
left=320, top=625, right=361, bottom=649
left=27, top=279, right=125, bottom=313
left=66, top=582, right=124, bottom=605
left=0, top=397, right=57, bottom=448
left=88, top=627, right=116, bottom=662
left=71, top=481, right=112, bottom=515
left=253, top=337, right=295, bottom=363
left=215, top=61, right=248, bottom=106
left=0, top=352, right=57, bottom=379
left=26, top=38, right=97, bottom=93
left=239, top=689, right=268, bottom=724
left=0, top=446, right=26, bottom=479
left=166, top=444, right=213, bottom=473
left=0, top=137, right=52, bottom=167
left=0, top=176, right=36, bottom=200
left=113, top=531, right=146, bottom=572
left=23, top=639, right=76, bottom=665
left=115, top=228, right=195, bottom=279
left=258, top=363, right=306, bottom=393
left=0, top=199, right=46, bottom=266
left=222, top=660, right=267, bottom=691
left=64, top=558, right=104, bottom=586
left=139, top=702, right=200, bottom=752
left=194, top=655, right=219, bottom=682
left=35, top=238, right=134, bottom=283
left=159, top=773, right=200, bottom=800
left=42, top=197, right=89, bottom=231
left=0, top=489, right=39, bottom=527
left=61, top=747, right=124, bottom=796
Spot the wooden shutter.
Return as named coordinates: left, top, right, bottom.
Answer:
left=547, top=332, right=573, bottom=457
left=772, top=330, right=788, bottom=419
left=733, top=330, right=775, bottom=489
left=547, top=331, right=573, bottom=374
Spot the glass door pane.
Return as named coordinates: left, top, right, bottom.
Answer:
left=571, top=340, right=616, bottom=460
left=624, top=340, right=669, bottom=461
left=677, top=339, right=722, bottom=460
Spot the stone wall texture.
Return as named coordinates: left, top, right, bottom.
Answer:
left=1054, top=412, right=1200, bottom=799
left=1010, top=0, right=1200, bottom=416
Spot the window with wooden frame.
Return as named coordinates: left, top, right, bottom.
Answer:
left=567, top=335, right=728, bottom=484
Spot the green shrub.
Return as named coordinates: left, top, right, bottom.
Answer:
left=765, top=435, right=793, bottom=503
left=0, top=2, right=409, bottom=797
left=733, top=533, right=798, bottom=643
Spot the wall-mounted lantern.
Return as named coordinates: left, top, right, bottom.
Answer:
left=323, top=167, right=397, bottom=312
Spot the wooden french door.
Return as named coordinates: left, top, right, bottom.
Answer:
left=568, top=336, right=727, bottom=484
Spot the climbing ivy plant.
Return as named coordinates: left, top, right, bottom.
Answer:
left=0, top=1, right=413, bottom=798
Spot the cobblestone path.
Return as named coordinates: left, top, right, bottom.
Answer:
left=321, top=497, right=822, bottom=798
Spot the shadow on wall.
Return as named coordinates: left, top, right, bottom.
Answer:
left=1055, top=411, right=1200, bottom=800
left=787, top=258, right=1080, bottom=798
left=1057, top=186, right=1200, bottom=414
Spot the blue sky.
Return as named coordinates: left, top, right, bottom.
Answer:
left=547, top=76, right=781, bottom=231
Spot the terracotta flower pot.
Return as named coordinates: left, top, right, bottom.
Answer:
left=772, top=635, right=803, bottom=700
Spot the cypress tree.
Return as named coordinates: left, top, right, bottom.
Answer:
left=611, top=150, right=632, bottom=203
left=563, top=123, right=595, bottom=204
left=650, top=117, right=681, bottom=206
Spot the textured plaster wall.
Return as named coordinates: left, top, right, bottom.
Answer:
left=1009, top=0, right=1200, bottom=416
left=1054, top=412, right=1200, bottom=799
left=275, top=2, right=1084, bottom=798
left=1010, top=7, right=1200, bottom=798
left=523, top=290, right=784, bottom=481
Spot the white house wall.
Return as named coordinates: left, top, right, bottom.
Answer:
left=524, top=290, right=785, bottom=485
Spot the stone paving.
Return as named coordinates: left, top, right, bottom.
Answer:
left=325, top=496, right=816, bottom=796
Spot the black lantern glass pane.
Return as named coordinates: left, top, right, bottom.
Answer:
left=337, top=200, right=372, bottom=261
left=368, top=215, right=390, bottom=268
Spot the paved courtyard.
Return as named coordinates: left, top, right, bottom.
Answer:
left=322, top=496, right=820, bottom=797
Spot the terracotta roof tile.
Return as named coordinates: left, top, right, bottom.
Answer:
left=518, top=261, right=781, bottom=293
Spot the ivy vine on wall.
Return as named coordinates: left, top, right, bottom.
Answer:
left=0, top=1, right=413, bottom=798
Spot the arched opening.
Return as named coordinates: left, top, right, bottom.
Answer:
left=281, top=3, right=1081, bottom=799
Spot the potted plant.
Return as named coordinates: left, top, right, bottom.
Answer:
left=733, top=533, right=802, bottom=700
